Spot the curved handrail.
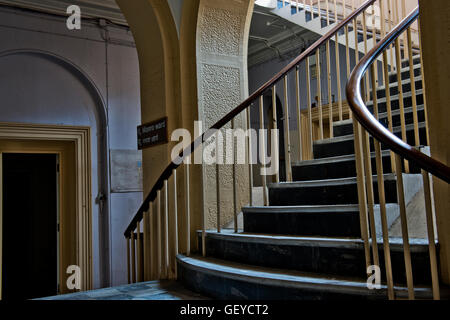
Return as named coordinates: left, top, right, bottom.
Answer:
left=124, top=0, right=377, bottom=238
left=346, top=7, right=450, bottom=184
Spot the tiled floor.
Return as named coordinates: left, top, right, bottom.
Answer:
left=38, top=280, right=208, bottom=300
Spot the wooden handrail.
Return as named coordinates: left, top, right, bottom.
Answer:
left=346, top=6, right=450, bottom=184
left=124, top=0, right=377, bottom=238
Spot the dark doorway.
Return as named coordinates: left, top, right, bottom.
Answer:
left=2, top=153, right=58, bottom=300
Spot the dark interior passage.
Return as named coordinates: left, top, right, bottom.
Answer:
left=2, top=153, right=58, bottom=300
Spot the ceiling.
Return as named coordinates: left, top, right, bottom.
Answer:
left=248, top=4, right=319, bottom=68
left=0, top=0, right=318, bottom=67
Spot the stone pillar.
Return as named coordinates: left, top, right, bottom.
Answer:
left=419, top=0, right=450, bottom=284
left=196, top=0, right=254, bottom=229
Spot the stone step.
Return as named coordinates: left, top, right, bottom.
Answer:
left=371, top=76, right=423, bottom=100
left=243, top=205, right=361, bottom=237
left=268, top=174, right=398, bottom=206
left=177, top=254, right=440, bottom=300
left=197, top=230, right=435, bottom=285
left=333, top=105, right=426, bottom=137
left=314, top=122, right=427, bottom=159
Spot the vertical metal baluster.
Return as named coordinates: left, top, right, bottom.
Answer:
left=246, top=107, right=254, bottom=206
left=318, top=0, right=321, bottom=20
left=131, top=231, right=136, bottom=283
left=417, top=18, right=430, bottom=146
left=164, top=180, right=169, bottom=278
left=361, top=127, right=380, bottom=271
left=362, top=11, right=370, bottom=102
left=345, top=24, right=351, bottom=119
left=394, top=37, right=409, bottom=173
left=421, top=170, right=440, bottom=300
left=382, top=49, right=396, bottom=173
left=343, top=0, right=346, bottom=18
left=326, top=40, right=333, bottom=138
left=143, top=211, right=148, bottom=281
left=273, top=85, right=281, bottom=182
left=216, top=131, right=221, bottom=233
left=316, top=49, right=324, bottom=140
left=232, top=118, right=238, bottom=233
left=407, top=28, right=420, bottom=147
left=157, top=190, right=162, bottom=277
left=136, top=221, right=142, bottom=282
left=184, top=160, right=191, bottom=256
left=126, top=237, right=131, bottom=284
left=326, top=0, right=330, bottom=25
left=149, top=203, right=154, bottom=279
left=334, top=0, right=337, bottom=22
left=353, top=120, right=372, bottom=271
left=371, top=63, right=395, bottom=300
left=306, top=56, right=314, bottom=159
left=283, top=75, right=293, bottom=181
left=259, top=95, right=268, bottom=205
left=394, top=154, right=414, bottom=300
left=173, top=169, right=178, bottom=279
left=295, top=67, right=303, bottom=161
left=335, top=33, right=343, bottom=121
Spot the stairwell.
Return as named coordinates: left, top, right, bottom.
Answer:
left=175, top=53, right=447, bottom=300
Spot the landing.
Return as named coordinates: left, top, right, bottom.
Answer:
left=37, top=280, right=208, bottom=300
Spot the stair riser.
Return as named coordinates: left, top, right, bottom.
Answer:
left=315, top=126, right=427, bottom=158
left=372, top=78, right=423, bottom=100
left=198, top=234, right=434, bottom=286
left=333, top=109, right=426, bottom=137
left=269, top=180, right=397, bottom=206
left=177, top=261, right=387, bottom=300
left=243, top=210, right=361, bottom=237
left=389, top=65, right=421, bottom=83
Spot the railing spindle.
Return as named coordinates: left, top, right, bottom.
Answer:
left=394, top=154, right=414, bottom=299
left=232, top=118, right=239, bottom=233
left=126, top=237, right=131, bottom=284
left=172, top=169, right=179, bottom=278
left=216, top=131, right=221, bottom=233
left=316, top=48, right=324, bottom=140
left=136, top=221, right=142, bottom=282
left=295, top=67, right=303, bottom=160
left=422, top=169, right=440, bottom=300
left=157, top=190, right=162, bottom=277
left=184, top=162, right=191, bottom=256
left=260, top=95, right=268, bottom=205
left=143, top=211, right=149, bottom=281
left=272, top=85, right=281, bottom=181
left=306, top=56, right=314, bottom=159
left=246, top=108, right=254, bottom=205
left=352, top=120, right=372, bottom=270
left=382, top=49, right=396, bottom=173
left=283, top=75, right=293, bottom=181
left=326, top=40, right=333, bottom=137
left=371, top=63, right=395, bottom=300
left=394, top=37, right=409, bottom=173
left=335, top=33, right=343, bottom=121
left=131, top=231, right=136, bottom=283
left=149, top=203, right=154, bottom=278
left=406, top=28, right=420, bottom=147
left=164, top=180, right=169, bottom=278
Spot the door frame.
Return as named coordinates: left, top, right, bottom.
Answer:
left=0, top=122, right=92, bottom=295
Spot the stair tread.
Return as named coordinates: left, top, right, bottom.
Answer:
left=178, top=254, right=434, bottom=297
left=198, top=229, right=432, bottom=252
left=292, top=150, right=391, bottom=167
left=243, top=204, right=360, bottom=212
left=268, top=173, right=397, bottom=188
left=316, top=121, right=426, bottom=145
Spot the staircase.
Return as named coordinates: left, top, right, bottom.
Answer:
left=175, top=55, right=445, bottom=300
left=124, top=1, right=450, bottom=301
